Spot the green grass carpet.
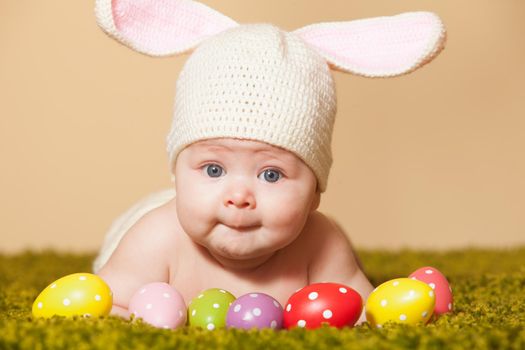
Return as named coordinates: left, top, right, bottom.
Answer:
left=1, top=248, right=524, bottom=349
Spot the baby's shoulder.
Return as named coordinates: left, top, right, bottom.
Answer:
left=303, top=211, right=343, bottom=236
left=300, top=211, right=352, bottom=252
left=299, top=211, right=362, bottom=276
left=119, top=197, right=180, bottom=249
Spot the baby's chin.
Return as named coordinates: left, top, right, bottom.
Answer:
left=205, top=226, right=281, bottom=260
left=208, top=237, right=271, bottom=260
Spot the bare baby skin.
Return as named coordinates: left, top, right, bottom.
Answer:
left=98, top=138, right=373, bottom=324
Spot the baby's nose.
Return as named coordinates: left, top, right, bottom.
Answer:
left=224, top=189, right=256, bottom=209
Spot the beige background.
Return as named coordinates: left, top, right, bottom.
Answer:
left=1, top=0, right=524, bottom=253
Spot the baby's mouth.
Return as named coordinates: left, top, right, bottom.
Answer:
left=222, top=222, right=260, bottom=232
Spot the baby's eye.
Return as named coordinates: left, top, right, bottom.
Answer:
left=204, top=164, right=225, bottom=178
left=258, top=169, right=282, bottom=183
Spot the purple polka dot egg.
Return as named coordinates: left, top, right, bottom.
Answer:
left=226, top=292, right=283, bottom=330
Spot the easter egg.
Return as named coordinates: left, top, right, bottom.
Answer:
left=188, top=288, right=236, bottom=330
left=226, top=292, right=283, bottom=330
left=365, top=278, right=435, bottom=328
left=129, top=282, right=186, bottom=329
left=32, top=273, right=112, bottom=318
left=283, top=283, right=363, bottom=329
left=409, top=266, right=453, bottom=315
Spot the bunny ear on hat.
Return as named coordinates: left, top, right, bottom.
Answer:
left=95, top=0, right=239, bottom=56
left=95, top=1, right=446, bottom=75
left=293, top=11, right=446, bottom=77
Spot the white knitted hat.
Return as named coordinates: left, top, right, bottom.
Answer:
left=167, top=24, right=336, bottom=191
left=95, top=0, right=446, bottom=192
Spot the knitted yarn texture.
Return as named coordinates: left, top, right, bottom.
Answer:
left=166, top=24, right=337, bottom=192
left=95, top=0, right=447, bottom=192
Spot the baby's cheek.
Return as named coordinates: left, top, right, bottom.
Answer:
left=175, top=193, right=216, bottom=236
left=264, top=197, right=309, bottom=231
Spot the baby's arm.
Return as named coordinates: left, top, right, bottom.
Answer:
left=307, top=214, right=374, bottom=325
left=97, top=210, right=172, bottom=318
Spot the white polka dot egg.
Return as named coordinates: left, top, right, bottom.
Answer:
left=129, top=282, right=187, bottom=330
left=226, top=292, right=283, bottom=330
left=409, top=266, right=453, bottom=316
left=283, top=283, right=363, bottom=329
left=365, top=278, right=435, bottom=328
left=188, top=288, right=236, bottom=330
left=32, top=273, right=112, bottom=318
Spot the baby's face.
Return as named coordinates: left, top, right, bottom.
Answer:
left=174, top=138, right=320, bottom=267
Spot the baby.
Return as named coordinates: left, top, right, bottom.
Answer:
left=93, top=0, right=445, bottom=326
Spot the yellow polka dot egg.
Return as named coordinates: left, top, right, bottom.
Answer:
left=32, top=273, right=112, bottom=318
left=365, top=278, right=435, bottom=328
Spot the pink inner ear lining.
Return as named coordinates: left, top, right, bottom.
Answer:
left=324, top=24, right=435, bottom=71
left=111, top=0, right=238, bottom=56
left=295, top=12, right=446, bottom=77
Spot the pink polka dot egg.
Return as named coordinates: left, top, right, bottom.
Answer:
left=129, top=282, right=186, bottom=330
left=226, top=292, right=283, bottom=330
left=409, top=266, right=453, bottom=316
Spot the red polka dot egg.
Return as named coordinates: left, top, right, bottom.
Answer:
left=409, top=266, right=453, bottom=315
left=283, top=282, right=363, bottom=329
